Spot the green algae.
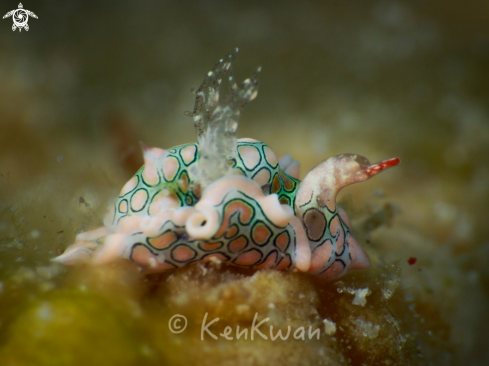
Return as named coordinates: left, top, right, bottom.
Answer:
left=0, top=290, right=145, bottom=366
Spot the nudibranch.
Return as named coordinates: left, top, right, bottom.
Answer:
left=54, top=49, right=400, bottom=281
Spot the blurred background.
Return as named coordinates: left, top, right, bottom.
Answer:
left=0, top=0, right=488, bottom=364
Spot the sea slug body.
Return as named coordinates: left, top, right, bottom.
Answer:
left=54, top=50, right=400, bottom=281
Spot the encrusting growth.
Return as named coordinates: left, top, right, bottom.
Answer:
left=53, top=49, right=400, bottom=280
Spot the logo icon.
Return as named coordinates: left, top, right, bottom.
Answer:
left=3, top=3, right=37, bottom=32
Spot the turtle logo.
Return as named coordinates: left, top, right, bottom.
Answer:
left=3, top=3, right=37, bottom=32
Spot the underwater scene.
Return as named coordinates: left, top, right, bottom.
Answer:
left=0, top=1, right=488, bottom=365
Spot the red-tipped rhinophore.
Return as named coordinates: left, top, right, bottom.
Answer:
left=363, top=157, right=400, bottom=178
left=139, top=141, right=150, bottom=152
